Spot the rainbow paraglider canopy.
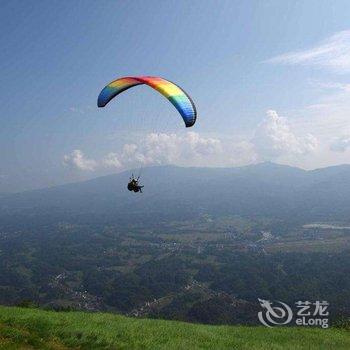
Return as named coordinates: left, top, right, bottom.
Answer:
left=97, top=76, right=197, bottom=127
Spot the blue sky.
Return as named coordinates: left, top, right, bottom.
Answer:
left=2, top=0, right=350, bottom=191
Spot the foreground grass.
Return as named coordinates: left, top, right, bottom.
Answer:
left=0, top=306, right=349, bottom=349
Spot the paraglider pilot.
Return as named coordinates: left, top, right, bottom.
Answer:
left=127, top=174, right=144, bottom=193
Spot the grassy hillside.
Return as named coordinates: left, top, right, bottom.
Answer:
left=0, top=307, right=348, bottom=349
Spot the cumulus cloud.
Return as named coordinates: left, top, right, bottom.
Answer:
left=330, top=136, right=350, bottom=153
left=266, top=30, right=350, bottom=73
left=103, top=132, right=225, bottom=169
left=102, top=152, right=123, bottom=169
left=64, top=132, right=230, bottom=173
left=63, top=149, right=97, bottom=171
left=251, top=110, right=318, bottom=160
left=63, top=111, right=320, bottom=172
left=144, top=132, right=223, bottom=164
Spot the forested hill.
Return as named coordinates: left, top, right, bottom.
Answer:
left=1, top=162, right=350, bottom=227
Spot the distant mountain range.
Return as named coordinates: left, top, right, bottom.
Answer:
left=1, top=162, right=350, bottom=228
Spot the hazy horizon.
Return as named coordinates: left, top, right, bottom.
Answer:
left=3, top=161, right=350, bottom=194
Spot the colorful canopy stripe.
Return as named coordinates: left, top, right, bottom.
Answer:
left=97, top=76, right=197, bottom=127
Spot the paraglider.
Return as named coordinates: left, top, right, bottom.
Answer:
left=97, top=76, right=197, bottom=193
left=127, top=174, right=144, bottom=193
left=98, top=76, right=197, bottom=127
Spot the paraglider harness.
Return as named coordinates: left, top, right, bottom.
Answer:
left=127, top=174, right=144, bottom=193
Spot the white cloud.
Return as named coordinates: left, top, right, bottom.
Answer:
left=330, top=136, right=350, bottom=153
left=62, top=111, right=321, bottom=172
left=102, top=152, right=123, bottom=169
left=63, top=149, right=97, bottom=171
left=102, top=132, right=226, bottom=169
left=252, top=110, right=318, bottom=160
left=262, top=31, right=350, bottom=166
left=64, top=133, right=231, bottom=173
left=144, top=132, right=223, bottom=164
left=267, top=30, right=350, bottom=73
left=228, top=140, right=258, bottom=165
left=294, top=80, right=350, bottom=139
